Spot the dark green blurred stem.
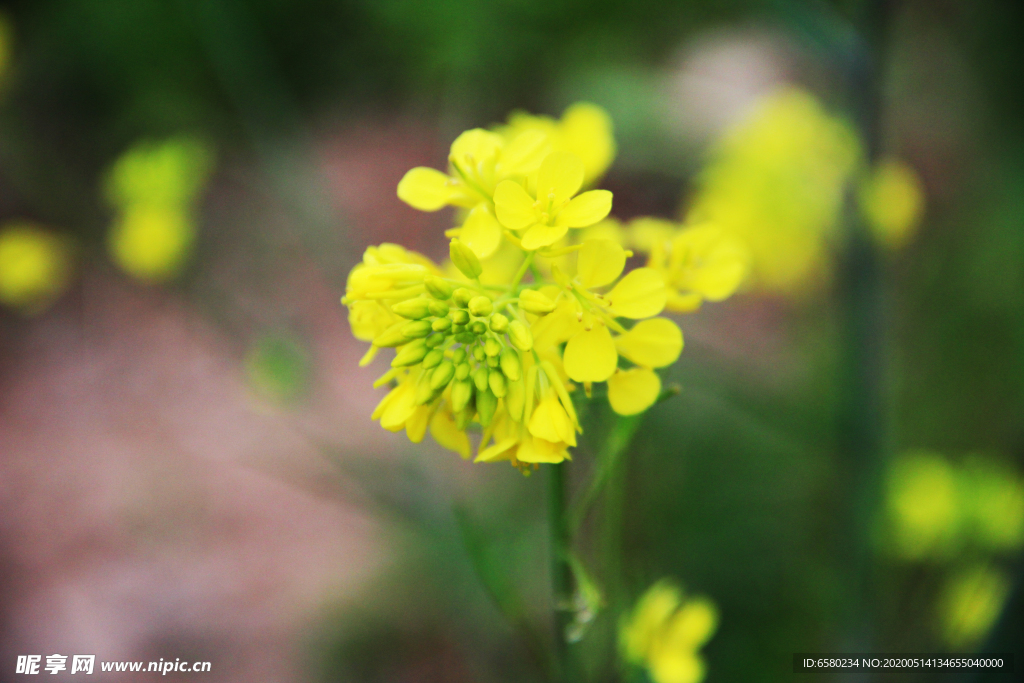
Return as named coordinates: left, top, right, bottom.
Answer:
left=548, top=462, right=573, bottom=682
left=601, top=415, right=643, bottom=676
left=837, top=0, right=890, bottom=658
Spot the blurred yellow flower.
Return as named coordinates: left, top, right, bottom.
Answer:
left=885, top=450, right=961, bottom=560
left=108, top=205, right=194, bottom=283
left=859, top=159, right=925, bottom=250
left=0, top=223, right=72, bottom=314
left=621, top=580, right=718, bottom=683
left=105, top=136, right=214, bottom=283
left=939, top=564, right=1010, bottom=648
left=960, top=457, right=1024, bottom=552
left=686, top=88, right=861, bottom=293
left=885, top=451, right=1024, bottom=560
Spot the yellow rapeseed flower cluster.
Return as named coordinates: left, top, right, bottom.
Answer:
left=343, top=104, right=746, bottom=468
left=688, top=87, right=925, bottom=294
left=620, top=580, right=718, bottom=683
left=884, top=450, right=1024, bottom=648
left=105, top=137, right=214, bottom=282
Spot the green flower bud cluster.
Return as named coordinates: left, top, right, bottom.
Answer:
left=372, top=274, right=533, bottom=428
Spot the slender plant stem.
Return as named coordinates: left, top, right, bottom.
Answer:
left=548, top=461, right=573, bottom=682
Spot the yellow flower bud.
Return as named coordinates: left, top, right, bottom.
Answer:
left=473, top=346, right=485, bottom=362
left=425, top=275, right=453, bottom=300
left=451, top=347, right=467, bottom=364
left=455, top=362, right=471, bottom=381
left=430, top=360, right=456, bottom=390
left=505, top=376, right=525, bottom=421
left=468, top=295, right=493, bottom=317
left=432, top=317, right=452, bottom=332
left=488, top=369, right=507, bottom=398
left=473, top=366, right=490, bottom=391
left=476, top=388, right=497, bottom=427
left=471, top=320, right=487, bottom=335
left=450, top=239, right=483, bottom=279
left=451, top=379, right=474, bottom=412
left=428, top=300, right=449, bottom=317
left=518, top=288, right=556, bottom=314
left=415, top=377, right=437, bottom=405
left=500, top=348, right=521, bottom=381
left=489, top=313, right=509, bottom=332
left=452, top=288, right=473, bottom=307
left=450, top=308, right=469, bottom=324
left=391, top=298, right=432, bottom=319
left=401, top=320, right=432, bottom=338
left=421, top=348, right=444, bottom=369
left=391, top=339, right=428, bottom=367
left=486, top=355, right=499, bottom=368
left=508, top=320, right=533, bottom=351
left=424, top=332, right=446, bottom=348
left=373, top=321, right=411, bottom=348
left=484, top=337, right=501, bottom=357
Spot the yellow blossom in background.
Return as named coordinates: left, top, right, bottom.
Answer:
left=620, top=580, right=718, bottom=683
left=884, top=450, right=1024, bottom=560
left=105, top=136, right=214, bottom=283
left=885, top=450, right=961, bottom=560
left=344, top=105, right=742, bottom=469
left=859, top=158, right=925, bottom=250
left=630, top=217, right=749, bottom=313
left=108, top=205, right=194, bottom=282
left=686, top=88, right=861, bottom=293
left=0, top=223, right=73, bottom=314
left=939, top=564, right=1010, bottom=649
left=959, top=456, right=1024, bottom=552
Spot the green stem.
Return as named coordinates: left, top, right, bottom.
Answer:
left=548, top=461, right=573, bottom=682
left=510, top=251, right=536, bottom=290
left=569, top=414, right=643, bottom=534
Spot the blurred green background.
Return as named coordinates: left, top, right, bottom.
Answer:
left=0, top=1, right=1021, bottom=682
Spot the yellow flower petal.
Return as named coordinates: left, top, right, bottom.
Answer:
left=494, top=180, right=537, bottom=231
left=430, top=408, right=471, bottom=459
left=517, top=436, right=569, bottom=464
left=396, top=167, right=454, bottom=211
left=607, top=268, right=666, bottom=319
left=449, top=128, right=503, bottom=168
left=378, top=381, right=417, bottom=431
left=499, top=128, right=550, bottom=176
left=649, top=650, right=704, bottom=683
left=528, top=395, right=577, bottom=446
left=564, top=324, right=617, bottom=382
left=530, top=298, right=582, bottom=348
left=577, top=238, right=625, bottom=288
left=615, top=318, right=683, bottom=368
left=556, top=189, right=612, bottom=228
left=522, top=223, right=569, bottom=250
left=607, top=368, right=661, bottom=415
left=405, top=405, right=431, bottom=442
left=663, top=598, right=719, bottom=649
left=621, top=580, right=683, bottom=663
left=460, top=204, right=502, bottom=259
left=537, top=151, right=584, bottom=206
left=476, top=436, right=519, bottom=463
left=559, top=103, right=616, bottom=185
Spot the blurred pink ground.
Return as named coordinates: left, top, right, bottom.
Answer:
left=0, top=270, right=388, bottom=682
